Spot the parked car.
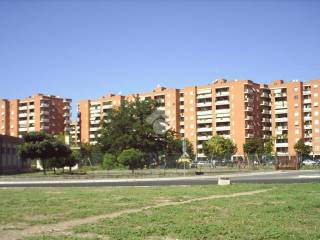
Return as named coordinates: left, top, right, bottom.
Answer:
left=303, top=159, right=317, bottom=166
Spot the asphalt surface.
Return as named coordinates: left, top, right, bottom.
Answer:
left=0, top=170, right=319, bottom=187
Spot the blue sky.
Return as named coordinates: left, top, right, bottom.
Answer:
left=0, top=0, right=320, bottom=118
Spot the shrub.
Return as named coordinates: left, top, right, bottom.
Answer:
left=102, top=153, right=117, bottom=170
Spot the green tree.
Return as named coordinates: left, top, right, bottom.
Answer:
left=203, top=136, right=236, bottom=163
left=294, top=138, right=311, bottom=161
left=243, top=138, right=274, bottom=165
left=18, top=132, right=52, bottom=174
left=102, top=153, right=117, bottom=170
left=118, top=148, right=144, bottom=173
left=65, top=150, right=80, bottom=173
left=99, top=97, right=183, bottom=167
left=80, top=143, right=92, bottom=166
left=90, top=144, right=103, bottom=165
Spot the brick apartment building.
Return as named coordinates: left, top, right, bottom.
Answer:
left=73, top=79, right=320, bottom=159
left=0, top=94, right=72, bottom=137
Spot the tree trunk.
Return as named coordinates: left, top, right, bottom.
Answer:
left=42, top=159, right=46, bottom=175
left=69, top=166, right=72, bottom=173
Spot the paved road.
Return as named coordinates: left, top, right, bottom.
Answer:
left=0, top=170, right=319, bottom=187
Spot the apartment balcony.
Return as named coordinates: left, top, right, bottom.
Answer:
left=215, top=117, right=230, bottom=123
left=275, top=109, right=287, bottom=114
left=29, top=120, right=35, bottom=124
left=244, top=97, right=253, bottom=102
left=304, top=116, right=312, bottom=121
left=180, top=121, right=185, bottom=125
left=40, top=118, right=49, bottom=123
left=197, top=102, right=212, bottom=107
left=261, top=92, right=270, bottom=98
left=197, top=135, right=211, bottom=141
left=18, top=106, right=28, bottom=111
left=216, top=126, right=230, bottom=131
left=215, top=109, right=230, bottom=114
left=157, top=106, right=165, bottom=111
left=19, top=127, right=27, bottom=132
left=40, top=110, right=49, bottom=115
left=305, top=141, right=312, bottom=146
left=275, top=117, right=288, bottom=122
left=303, top=99, right=312, bottom=104
left=275, top=142, right=289, bottom=147
left=18, top=113, right=27, bottom=118
left=245, top=106, right=253, bottom=111
left=180, top=97, right=184, bottom=101
left=303, top=107, right=312, bottom=112
left=260, top=101, right=270, bottom=106
left=274, top=102, right=288, bottom=109
left=29, top=127, right=35, bottom=132
left=196, top=94, right=212, bottom=99
left=197, top=110, right=212, bottom=116
left=263, top=126, right=272, bottom=131
left=180, top=129, right=185, bottom=133
left=29, top=105, right=35, bottom=109
left=89, top=127, right=100, bottom=132
left=276, top=126, right=288, bottom=131
left=64, top=119, right=71, bottom=124
left=303, top=90, right=312, bottom=95
left=197, top=118, right=212, bottom=124
left=244, top=89, right=253, bottom=94
left=102, top=104, right=113, bottom=109
left=263, top=135, right=271, bottom=139
left=197, top=144, right=203, bottom=149
left=304, top=134, right=312, bottom=138
left=90, top=120, right=101, bottom=125
left=262, top=109, right=271, bottom=114
left=215, top=100, right=229, bottom=105
left=262, top=118, right=271, bottom=123
left=245, top=116, right=253, bottom=121
left=40, top=126, right=50, bottom=130
left=215, top=91, right=229, bottom=97
left=246, top=133, right=254, bottom=138
left=179, top=105, right=184, bottom=109
left=274, top=92, right=287, bottom=97
left=63, top=112, right=70, bottom=117
left=304, top=125, right=312, bottom=130
left=90, top=109, right=101, bottom=114
left=40, top=103, right=50, bottom=108
left=197, top=127, right=213, bottom=132
left=19, top=120, right=27, bottom=125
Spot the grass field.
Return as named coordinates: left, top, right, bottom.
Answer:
left=0, top=183, right=319, bottom=239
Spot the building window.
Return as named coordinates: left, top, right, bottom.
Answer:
left=294, top=87, right=298, bottom=92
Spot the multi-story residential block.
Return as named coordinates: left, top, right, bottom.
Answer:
left=78, top=94, right=124, bottom=144
left=69, top=121, right=80, bottom=146
left=77, top=79, right=320, bottom=159
left=269, top=80, right=320, bottom=156
left=0, top=94, right=72, bottom=137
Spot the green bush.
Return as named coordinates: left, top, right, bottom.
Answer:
left=118, top=148, right=144, bottom=173
left=102, top=153, right=117, bottom=170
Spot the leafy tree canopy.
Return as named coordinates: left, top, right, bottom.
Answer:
left=203, top=135, right=237, bottom=159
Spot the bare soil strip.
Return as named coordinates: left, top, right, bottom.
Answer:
left=1, top=189, right=270, bottom=240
